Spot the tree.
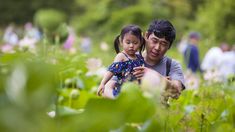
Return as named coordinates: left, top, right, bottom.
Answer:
left=192, top=0, right=235, bottom=44
left=0, top=0, right=76, bottom=25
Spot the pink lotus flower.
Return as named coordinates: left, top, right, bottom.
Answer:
left=141, top=69, right=166, bottom=98
left=203, top=68, right=223, bottom=84
left=1, top=44, right=15, bottom=53
left=86, top=58, right=105, bottom=77
left=100, top=41, right=109, bottom=51
left=184, top=70, right=200, bottom=90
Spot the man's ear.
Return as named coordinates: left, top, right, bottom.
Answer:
left=144, top=32, right=149, bottom=40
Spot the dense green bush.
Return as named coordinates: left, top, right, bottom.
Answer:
left=0, top=0, right=76, bottom=25
left=71, top=0, right=172, bottom=43
left=105, top=6, right=153, bottom=33
left=192, top=0, right=235, bottom=44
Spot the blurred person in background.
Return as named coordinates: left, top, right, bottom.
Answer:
left=218, top=44, right=235, bottom=81
left=183, top=32, right=202, bottom=74
left=24, top=22, right=41, bottom=41
left=177, top=35, right=188, bottom=54
left=183, top=32, right=202, bottom=89
left=80, top=35, right=92, bottom=53
left=201, top=43, right=233, bottom=83
left=18, top=22, right=42, bottom=51
left=3, top=24, right=19, bottom=46
left=201, top=43, right=230, bottom=72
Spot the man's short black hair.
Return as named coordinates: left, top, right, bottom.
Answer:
left=147, top=19, right=176, bottom=48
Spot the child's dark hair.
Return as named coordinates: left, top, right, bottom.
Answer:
left=114, top=25, right=145, bottom=55
left=146, top=19, right=176, bottom=48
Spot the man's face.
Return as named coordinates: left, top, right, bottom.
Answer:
left=145, top=33, right=170, bottom=63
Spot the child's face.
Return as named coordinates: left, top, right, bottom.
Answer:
left=121, top=32, right=141, bottom=56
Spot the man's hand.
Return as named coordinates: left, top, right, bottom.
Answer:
left=165, top=80, right=182, bottom=99
left=133, top=66, right=147, bottom=80
left=133, top=66, right=183, bottom=99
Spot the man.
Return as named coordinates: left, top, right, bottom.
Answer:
left=183, top=32, right=201, bottom=73
left=101, top=19, right=185, bottom=98
left=133, top=19, right=185, bottom=98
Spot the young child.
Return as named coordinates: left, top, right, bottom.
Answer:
left=97, top=25, right=145, bottom=97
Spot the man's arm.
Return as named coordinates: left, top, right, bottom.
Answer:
left=133, top=66, right=184, bottom=98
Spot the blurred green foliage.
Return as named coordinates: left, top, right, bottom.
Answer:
left=71, top=0, right=235, bottom=46
left=0, top=42, right=234, bottom=131
left=34, top=9, right=68, bottom=44
left=1, top=0, right=235, bottom=46
left=192, top=0, right=235, bottom=44
left=0, top=52, right=59, bottom=131
left=34, top=9, right=67, bottom=32
left=0, top=0, right=76, bottom=25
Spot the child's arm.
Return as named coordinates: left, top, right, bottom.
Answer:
left=97, top=71, right=114, bottom=96
left=101, top=53, right=125, bottom=85
left=113, top=52, right=126, bottom=62
left=97, top=53, right=125, bottom=96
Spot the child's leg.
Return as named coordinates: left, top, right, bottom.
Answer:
left=103, top=80, right=116, bottom=99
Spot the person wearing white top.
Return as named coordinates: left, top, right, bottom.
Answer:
left=218, top=47, right=235, bottom=81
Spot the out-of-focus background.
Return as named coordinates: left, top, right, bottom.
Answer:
left=0, top=0, right=235, bottom=131
left=1, top=0, right=235, bottom=61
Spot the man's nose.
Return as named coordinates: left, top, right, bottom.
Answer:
left=130, top=43, right=134, bottom=47
left=154, top=43, right=161, bottom=50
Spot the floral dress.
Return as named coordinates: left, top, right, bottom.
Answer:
left=108, top=52, right=144, bottom=96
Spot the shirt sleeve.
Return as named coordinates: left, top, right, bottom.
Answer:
left=169, top=60, right=186, bottom=89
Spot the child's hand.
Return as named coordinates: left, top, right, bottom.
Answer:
left=97, top=84, right=105, bottom=96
